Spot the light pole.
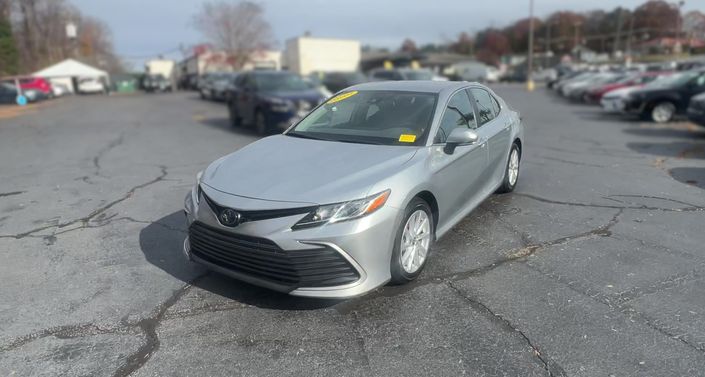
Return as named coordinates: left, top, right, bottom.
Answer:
left=527, top=0, right=535, bottom=92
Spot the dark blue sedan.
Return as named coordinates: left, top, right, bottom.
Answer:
left=227, top=71, right=325, bottom=135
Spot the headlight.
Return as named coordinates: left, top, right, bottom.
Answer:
left=194, top=171, right=203, bottom=205
left=297, top=100, right=312, bottom=111
left=292, top=190, right=390, bottom=230
left=263, top=96, right=294, bottom=112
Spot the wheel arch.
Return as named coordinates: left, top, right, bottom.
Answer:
left=513, top=137, right=522, bottom=153
left=646, top=97, right=679, bottom=111
left=413, top=190, right=439, bottom=234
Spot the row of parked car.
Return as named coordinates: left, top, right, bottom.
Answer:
left=549, top=66, right=705, bottom=126
left=190, top=68, right=457, bottom=135
left=193, top=68, right=453, bottom=102
left=0, top=76, right=108, bottom=105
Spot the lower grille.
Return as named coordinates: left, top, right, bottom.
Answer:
left=189, top=222, right=360, bottom=290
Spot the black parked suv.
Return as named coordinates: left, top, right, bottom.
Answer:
left=687, top=92, right=705, bottom=127
left=227, top=71, right=324, bottom=135
left=320, top=71, right=368, bottom=93
left=623, top=69, right=705, bottom=123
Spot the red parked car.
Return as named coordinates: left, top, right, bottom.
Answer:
left=584, top=72, right=670, bottom=103
left=18, top=77, right=53, bottom=97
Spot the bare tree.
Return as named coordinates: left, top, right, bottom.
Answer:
left=193, top=1, right=273, bottom=69
left=4, top=0, right=123, bottom=73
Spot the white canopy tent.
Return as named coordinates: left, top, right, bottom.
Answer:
left=33, top=59, right=110, bottom=93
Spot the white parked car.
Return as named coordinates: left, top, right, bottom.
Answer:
left=600, top=86, right=638, bottom=113
left=52, top=83, right=70, bottom=97
left=486, top=67, right=500, bottom=83
left=77, top=77, right=105, bottom=94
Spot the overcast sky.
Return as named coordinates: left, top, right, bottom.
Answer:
left=71, top=0, right=699, bottom=66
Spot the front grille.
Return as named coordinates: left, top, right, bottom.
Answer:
left=200, top=187, right=316, bottom=224
left=189, top=222, right=360, bottom=290
left=691, top=99, right=705, bottom=111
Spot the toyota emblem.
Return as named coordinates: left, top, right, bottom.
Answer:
left=219, top=208, right=241, bottom=227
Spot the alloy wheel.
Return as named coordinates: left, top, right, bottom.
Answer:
left=652, top=102, right=675, bottom=123
left=400, top=209, right=431, bottom=274
left=508, top=148, right=520, bottom=186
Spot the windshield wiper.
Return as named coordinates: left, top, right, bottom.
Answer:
left=332, top=139, right=384, bottom=145
left=286, top=132, right=328, bottom=141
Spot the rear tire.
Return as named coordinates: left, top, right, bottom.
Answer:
left=390, top=198, right=434, bottom=285
left=497, top=143, right=521, bottom=194
left=650, top=101, right=676, bottom=123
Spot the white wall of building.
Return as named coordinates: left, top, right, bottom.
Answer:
left=285, top=37, right=360, bottom=75
left=145, top=59, right=176, bottom=78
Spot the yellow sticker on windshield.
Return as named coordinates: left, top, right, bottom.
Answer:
left=328, top=91, right=358, bottom=104
left=399, top=134, right=416, bottom=143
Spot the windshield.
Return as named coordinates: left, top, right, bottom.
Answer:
left=288, top=90, right=437, bottom=146
left=256, top=74, right=310, bottom=91
left=402, top=70, right=434, bottom=80
left=645, top=71, right=699, bottom=89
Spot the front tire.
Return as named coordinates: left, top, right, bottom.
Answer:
left=497, top=143, right=521, bottom=193
left=254, top=110, right=267, bottom=135
left=228, top=102, right=240, bottom=127
left=390, top=198, right=434, bottom=284
left=650, top=101, right=676, bottom=123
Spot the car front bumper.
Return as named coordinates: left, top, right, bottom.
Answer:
left=263, top=109, right=310, bottom=132
left=183, top=184, right=401, bottom=298
left=600, top=97, right=626, bottom=113
left=687, top=107, right=705, bottom=127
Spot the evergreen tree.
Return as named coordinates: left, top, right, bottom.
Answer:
left=0, top=14, right=19, bottom=76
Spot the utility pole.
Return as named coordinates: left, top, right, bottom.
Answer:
left=573, top=22, right=582, bottom=60
left=66, top=21, right=78, bottom=58
left=625, top=12, right=634, bottom=59
left=674, top=1, right=685, bottom=55
left=545, top=21, right=551, bottom=68
left=613, top=8, right=624, bottom=57
left=527, top=0, right=535, bottom=92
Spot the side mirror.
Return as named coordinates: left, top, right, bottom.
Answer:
left=444, top=128, right=478, bottom=154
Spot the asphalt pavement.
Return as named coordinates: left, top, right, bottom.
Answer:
left=1, top=86, right=705, bottom=376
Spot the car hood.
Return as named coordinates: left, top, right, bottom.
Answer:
left=603, top=86, right=641, bottom=99
left=260, top=89, right=323, bottom=102
left=201, top=135, right=418, bottom=205
left=631, top=87, right=676, bottom=97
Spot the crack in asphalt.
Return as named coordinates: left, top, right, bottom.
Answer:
left=47, top=216, right=186, bottom=239
left=445, top=280, right=567, bottom=377
left=0, top=323, right=134, bottom=353
left=0, top=191, right=25, bottom=198
left=0, top=166, right=168, bottom=240
left=0, top=274, right=209, bottom=362
left=515, top=193, right=705, bottom=212
left=112, top=274, right=207, bottom=377
left=534, top=154, right=608, bottom=168
left=93, top=133, right=125, bottom=177
left=350, top=311, right=373, bottom=372
left=524, top=260, right=705, bottom=355
left=336, top=209, right=623, bottom=314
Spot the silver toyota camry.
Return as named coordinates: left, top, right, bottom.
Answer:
left=184, top=81, right=524, bottom=298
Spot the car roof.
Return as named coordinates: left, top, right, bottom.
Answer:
left=248, top=70, right=295, bottom=76
left=347, top=80, right=470, bottom=94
